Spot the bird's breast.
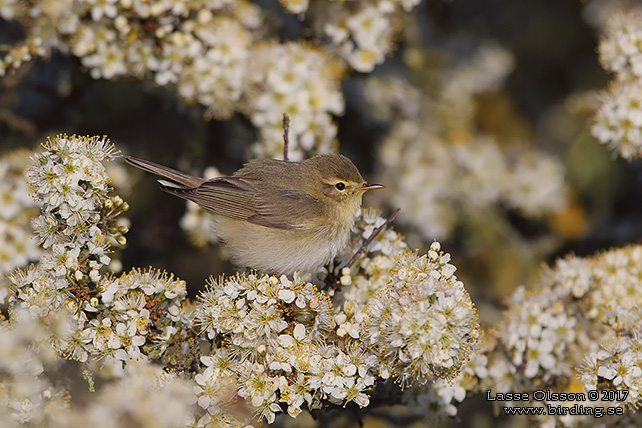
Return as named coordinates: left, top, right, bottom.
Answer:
left=214, top=216, right=353, bottom=275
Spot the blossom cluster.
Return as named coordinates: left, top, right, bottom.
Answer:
left=195, top=273, right=368, bottom=423
left=243, top=42, right=345, bottom=161
left=273, top=0, right=422, bottom=72
left=193, top=249, right=480, bottom=423
left=1, top=135, right=200, bottom=426
left=24, top=135, right=123, bottom=280
left=361, top=248, right=480, bottom=386
left=0, top=1, right=422, bottom=161
left=91, top=268, right=191, bottom=364
left=593, top=11, right=642, bottom=160
left=478, top=245, right=642, bottom=426
left=8, top=154, right=194, bottom=372
left=307, top=0, right=420, bottom=72
left=334, top=215, right=482, bottom=421
left=5, top=136, right=188, bottom=371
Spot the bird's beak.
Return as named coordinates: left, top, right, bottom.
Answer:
left=356, top=183, right=386, bottom=193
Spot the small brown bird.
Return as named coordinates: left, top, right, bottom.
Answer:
left=125, top=154, right=384, bottom=275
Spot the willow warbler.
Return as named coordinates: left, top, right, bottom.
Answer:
left=125, top=154, right=384, bottom=275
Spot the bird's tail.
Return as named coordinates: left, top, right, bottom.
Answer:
left=125, top=156, right=205, bottom=188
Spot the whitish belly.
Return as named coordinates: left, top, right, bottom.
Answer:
left=216, top=217, right=349, bottom=275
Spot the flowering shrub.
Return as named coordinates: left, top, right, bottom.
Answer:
left=4, top=1, right=642, bottom=427
left=1, top=135, right=480, bottom=426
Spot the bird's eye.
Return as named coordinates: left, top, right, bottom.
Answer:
left=335, top=182, right=346, bottom=191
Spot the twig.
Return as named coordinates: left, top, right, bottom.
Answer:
left=282, top=113, right=290, bottom=162
left=325, top=208, right=401, bottom=290
left=342, top=208, right=401, bottom=271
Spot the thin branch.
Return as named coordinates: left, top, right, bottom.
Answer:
left=342, top=208, right=401, bottom=271
left=282, top=113, right=290, bottom=162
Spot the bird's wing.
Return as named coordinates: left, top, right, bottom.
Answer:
left=161, top=177, right=322, bottom=230
left=250, top=188, right=323, bottom=229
